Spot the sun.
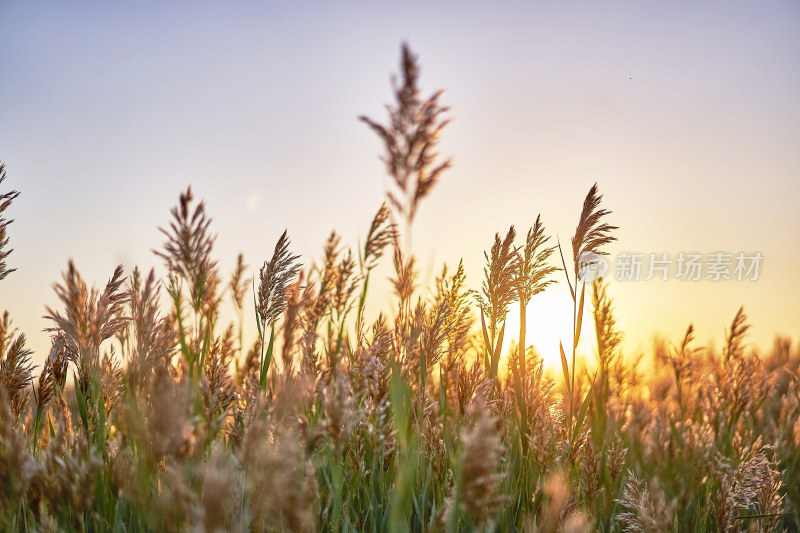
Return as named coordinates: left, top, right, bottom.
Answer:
left=498, top=289, right=597, bottom=376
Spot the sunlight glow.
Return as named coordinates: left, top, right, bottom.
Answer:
left=499, top=289, right=598, bottom=374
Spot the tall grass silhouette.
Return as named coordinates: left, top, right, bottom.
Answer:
left=0, top=44, right=798, bottom=532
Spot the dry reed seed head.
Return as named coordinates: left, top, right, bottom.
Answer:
left=0, top=163, right=21, bottom=281
left=515, top=215, right=559, bottom=305
left=607, top=434, right=628, bottom=482
left=571, top=183, right=618, bottom=278
left=419, top=299, right=452, bottom=374
left=615, top=470, right=673, bottom=533
left=156, top=463, right=201, bottom=528
left=0, top=332, right=33, bottom=421
left=421, top=416, right=451, bottom=485
left=44, top=262, right=129, bottom=391
left=434, top=261, right=473, bottom=361
left=242, top=417, right=317, bottom=532
left=592, top=278, right=623, bottom=370
left=713, top=315, right=771, bottom=430
left=369, top=314, right=393, bottom=360
left=732, top=452, right=775, bottom=507
left=363, top=202, right=397, bottom=270
left=394, top=299, right=426, bottom=372
left=200, top=335, right=236, bottom=428
left=455, top=358, right=486, bottom=417
left=475, top=226, right=519, bottom=331
left=300, top=330, right=322, bottom=378
left=680, top=323, right=696, bottom=356
left=323, top=230, right=341, bottom=265
left=0, top=311, right=13, bottom=355
left=126, top=268, right=176, bottom=389
left=725, top=306, right=750, bottom=361
left=712, top=451, right=780, bottom=533
left=200, top=442, right=240, bottom=533
left=257, top=230, right=301, bottom=327
left=229, top=252, right=250, bottom=310
left=35, top=359, right=55, bottom=421
left=282, top=272, right=314, bottom=374
left=217, top=323, right=236, bottom=369
left=755, top=456, right=784, bottom=533
left=266, top=371, right=316, bottom=429
left=731, top=432, right=760, bottom=462
left=644, top=401, right=678, bottom=451
left=664, top=323, right=697, bottom=390
left=321, top=369, right=362, bottom=451
left=200, top=265, right=223, bottom=322
left=359, top=44, right=451, bottom=225
left=357, top=332, right=393, bottom=419
left=302, top=230, right=341, bottom=332
left=580, top=439, right=602, bottom=502
left=147, top=368, right=194, bottom=459
left=100, top=349, right=124, bottom=415
left=538, top=470, right=576, bottom=533
left=27, top=419, right=101, bottom=527
left=390, top=246, right=416, bottom=304
left=561, top=513, right=592, bottom=533
left=239, top=337, right=262, bottom=383
left=0, top=386, right=36, bottom=513
left=332, top=248, right=359, bottom=318
left=155, top=187, right=219, bottom=312
left=111, top=445, right=143, bottom=504
left=457, top=400, right=505, bottom=527
left=567, top=425, right=591, bottom=466
left=515, top=366, right=566, bottom=474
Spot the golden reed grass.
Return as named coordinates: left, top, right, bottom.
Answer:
left=0, top=44, right=798, bottom=532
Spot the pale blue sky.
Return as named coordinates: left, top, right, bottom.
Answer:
left=1, top=1, right=798, bottom=366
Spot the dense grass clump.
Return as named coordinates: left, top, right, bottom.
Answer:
left=1, top=46, right=798, bottom=532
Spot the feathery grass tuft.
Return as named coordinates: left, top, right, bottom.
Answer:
left=360, top=43, right=451, bottom=233
left=570, top=183, right=618, bottom=279
left=0, top=163, right=20, bottom=281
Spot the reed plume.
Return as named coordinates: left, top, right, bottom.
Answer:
left=363, top=202, right=396, bottom=271
left=615, top=471, right=673, bottom=533
left=0, top=387, right=34, bottom=515
left=355, top=203, right=397, bottom=332
left=511, top=216, right=558, bottom=454
left=256, top=230, right=301, bottom=386
left=570, top=183, right=618, bottom=281
left=44, top=262, right=128, bottom=394
left=514, top=216, right=558, bottom=361
left=713, top=451, right=782, bottom=533
left=155, top=187, right=218, bottom=314
left=360, top=43, right=451, bottom=240
left=229, top=252, right=250, bottom=356
left=229, top=252, right=249, bottom=311
left=434, top=261, right=473, bottom=365
left=257, top=230, right=301, bottom=329
left=0, top=328, right=33, bottom=421
left=0, top=163, right=20, bottom=281
left=559, top=184, right=617, bottom=442
left=450, top=400, right=505, bottom=528
left=475, top=225, right=518, bottom=378
left=125, top=268, right=175, bottom=389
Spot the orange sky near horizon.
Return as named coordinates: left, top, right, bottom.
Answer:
left=1, top=1, right=798, bottom=371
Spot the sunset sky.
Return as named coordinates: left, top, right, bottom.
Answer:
left=1, top=1, right=798, bottom=369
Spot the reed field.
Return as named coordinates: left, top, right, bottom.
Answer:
left=1, top=45, right=798, bottom=532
